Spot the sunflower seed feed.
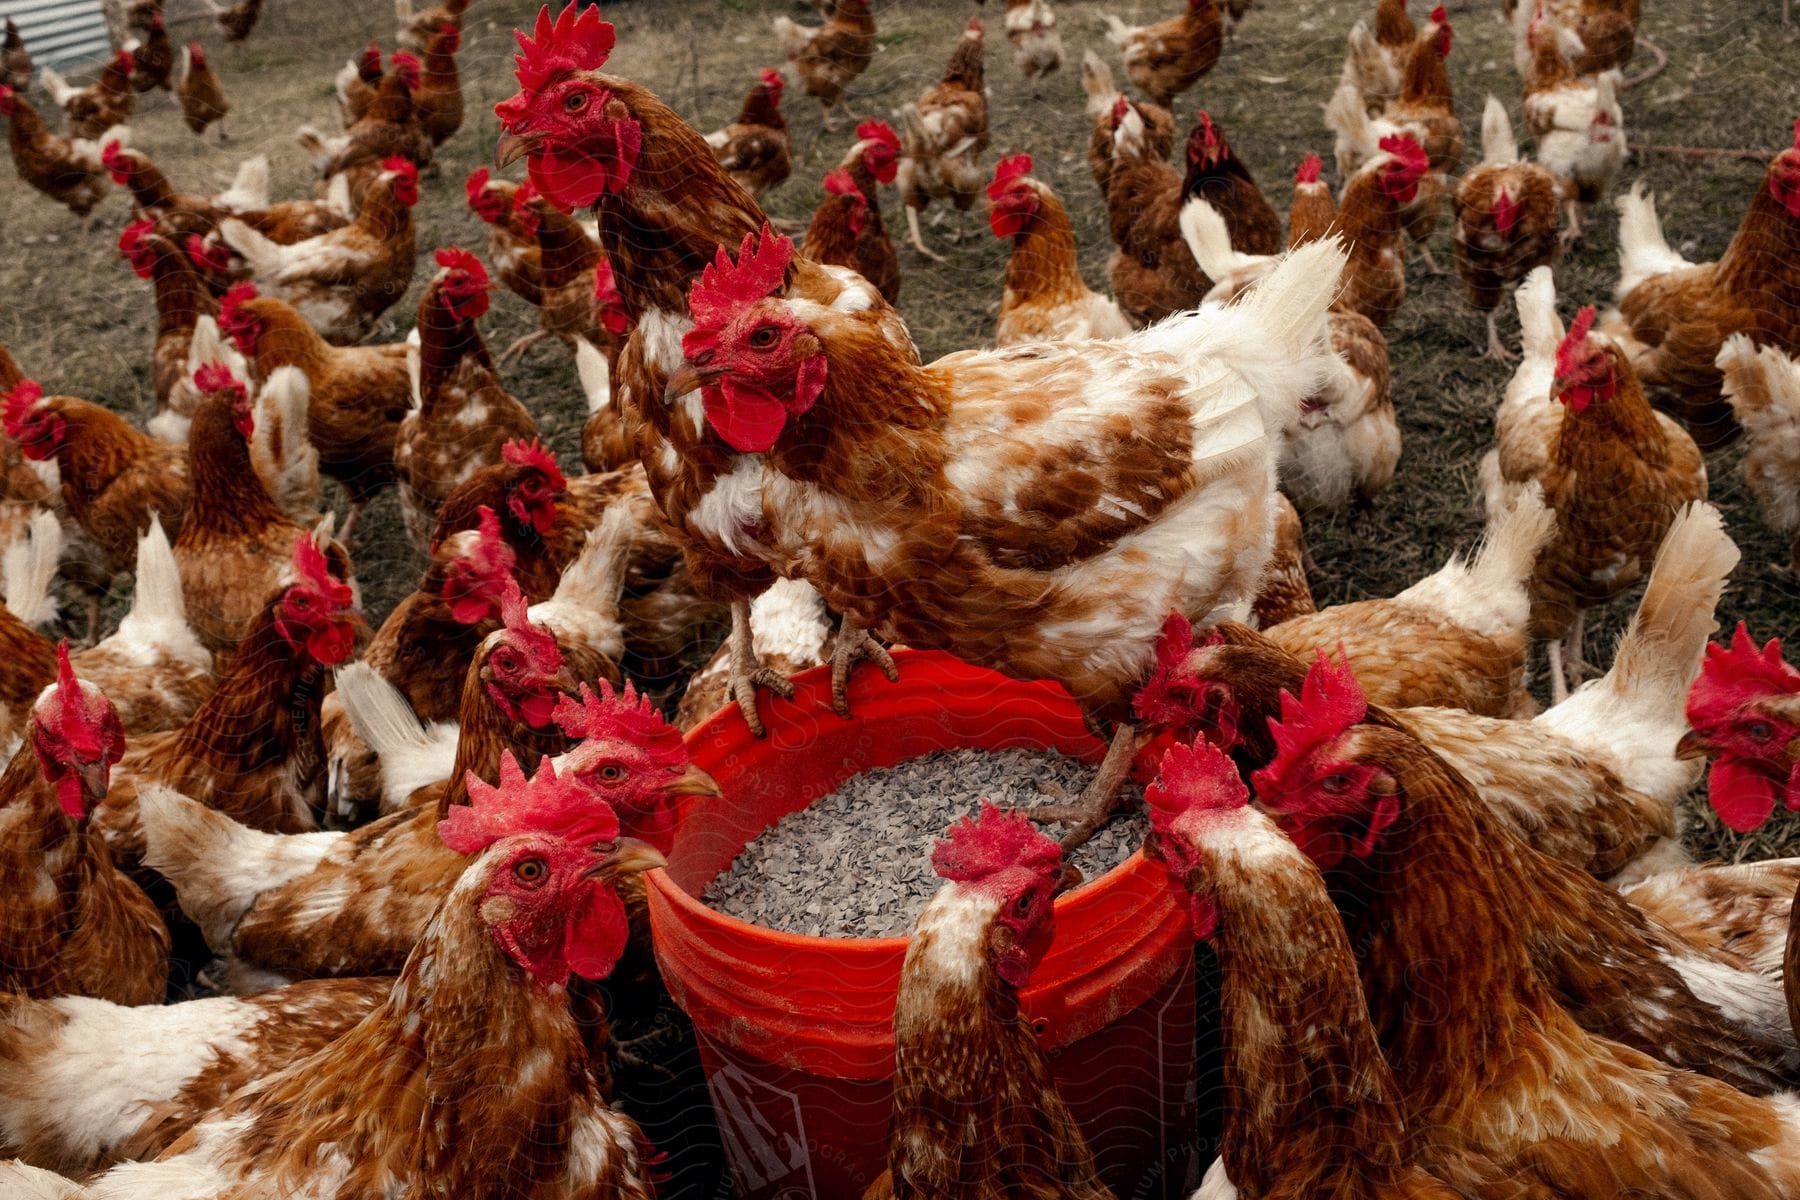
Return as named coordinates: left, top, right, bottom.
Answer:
left=702, top=748, right=1149, bottom=939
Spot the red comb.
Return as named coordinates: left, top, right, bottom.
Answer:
left=193, top=361, right=246, bottom=402
left=187, top=42, right=205, bottom=65
left=688, top=224, right=792, bottom=330
left=291, top=533, right=350, bottom=604
left=513, top=178, right=539, bottom=209
left=115, top=49, right=134, bottom=73
left=465, top=166, right=491, bottom=203
left=3, top=379, right=43, bottom=439
left=501, top=437, right=567, bottom=493
left=823, top=167, right=861, bottom=199
left=45, top=641, right=115, bottom=783
left=1252, top=650, right=1367, bottom=796
left=186, top=234, right=230, bottom=273
left=435, top=244, right=488, bottom=282
left=437, top=24, right=461, bottom=53
left=855, top=119, right=899, bottom=152
left=1296, top=153, right=1322, bottom=184
left=759, top=67, right=783, bottom=92
left=554, top=680, right=687, bottom=770
left=496, top=574, right=563, bottom=669
left=100, top=138, right=128, bottom=174
left=441, top=506, right=516, bottom=624
left=1378, top=133, right=1428, bottom=176
left=359, top=40, right=382, bottom=74
left=390, top=51, right=421, bottom=88
left=1144, top=737, right=1249, bottom=836
left=221, top=281, right=258, bottom=319
left=1430, top=4, right=1447, bottom=22
left=118, top=218, right=157, bottom=277
left=510, top=1, right=617, bottom=93
left=1688, top=622, right=1800, bottom=732
left=439, top=751, right=619, bottom=855
left=986, top=152, right=1032, bottom=201
left=1198, top=111, right=1221, bottom=147
left=932, top=800, right=1064, bottom=883
left=1555, top=305, right=1598, bottom=377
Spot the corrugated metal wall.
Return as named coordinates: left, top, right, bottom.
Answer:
left=0, top=0, right=112, bottom=72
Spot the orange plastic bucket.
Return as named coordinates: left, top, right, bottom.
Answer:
left=647, top=650, right=1198, bottom=1198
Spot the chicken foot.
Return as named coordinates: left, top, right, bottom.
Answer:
left=828, top=617, right=898, bottom=718
left=1029, top=723, right=1147, bottom=852
left=499, top=330, right=550, bottom=364
left=728, top=597, right=795, bottom=738
left=1547, top=611, right=1590, bottom=705
left=904, top=205, right=946, bottom=263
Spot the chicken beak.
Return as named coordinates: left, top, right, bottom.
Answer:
left=1674, top=729, right=1713, bottom=761
left=669, top=763, right=720, bottom=799
left=77, top=759, right=110, bottom=802
left=494, top=130, right=540, bottom=170
left=664, top=363, right=723, bottom=407
left=583, top=837, right=669, bottom=883
left=547, top=666, right=582, bottom=700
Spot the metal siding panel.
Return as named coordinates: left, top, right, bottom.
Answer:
left=0, top=0, right=111, bottom=71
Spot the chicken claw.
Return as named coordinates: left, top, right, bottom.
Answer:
left=1029, top=724, right=1145, bottom=852
left=729, top=598, right=795, bottom=738
left=829, top=619, right=898, bottom=718
left=1483, top=311, right=1517, bottom=362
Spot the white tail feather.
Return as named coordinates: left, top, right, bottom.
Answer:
left=531, top=505, right=636, bottom=665
left=217, top=218, right=288, bottom=281
left=1103, top=13, right=1132, bottom=44
left=1398, top=484, right=1554, bottom=640
left=324, top=171, right=353, bottom=216
left=1597, top=502, right=1739, bottom=712
left=2, top=511, right=61, bottom=628
left=1179, top=196, right=1274, bottom=302
left=333, top=661, right=457, bottom=810
left=1480, top=95, right=1520, bottom=166
left=215, top=154, right=269, bottom=211
left=39, top=66, right=74, bottom=107
left=574, top=337, right=612, bottom=414
left=252, top=366, right=322, bottom=520
left=1515, top=266, right=1563, bottom=361
left=1080, top=49, right=1116, bottom=114
left=1616, top=181, right=1692, bottom=295
left=405, top=327, right=423, bottom=412
left=106, top=515, right=207, bottom=669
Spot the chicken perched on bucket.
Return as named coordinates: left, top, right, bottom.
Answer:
left=864, top=802, right=1110, bottom=1200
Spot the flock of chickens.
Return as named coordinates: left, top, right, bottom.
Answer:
left=0, top=0, right=1799, bottom=1195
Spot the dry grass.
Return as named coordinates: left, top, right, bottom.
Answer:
left=4, top=0, right=1799, bottom=859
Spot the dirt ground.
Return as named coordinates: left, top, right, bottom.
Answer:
left=3, top=0, right=1799, bottom=860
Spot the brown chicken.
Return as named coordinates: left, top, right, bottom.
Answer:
left=42, top=49, right=134, bottom=141
left=1333, top=134, right=1429, bottom=328
left=301, top=54, right=433, bottom=211
left=466, top=168, right=543, bottom=307
left=863, top=806, right=1110, bottom=1200
left=216, top=177, right=351, bottom=246
left=219, top=157, right=419, bottom=344
left=507, top=187, right=609, bottom=361
left=0, top=648, right=168, bottom=1007
left=988, top=153, right=1130, bottom=345
left=799, top=120, right=902, bottom=303
left=2, top=20, right=31, bottom=91
left=1522, top=14, right=1625, bottom=246
left=208, top=0, right=263, bottom=43
left=1142, top=738, right=1464, bottom=1200
left=1107, top=108, right=1281, bottom=326
left=335, top=40, right=383, bottom=129
left=1263, top=487, right=1552, bottom=716
left=773, top=0, right=875, bottom=131
left=1483, top=303, right=1708, bottom=700
left=706, top=68, right=791, bottom=200
left=102, top=143, right=227, bottom=241
left=1511, top=0, right=1640, bottom=76
left=396, top=249, right=539, bottom=550
left=171, top=370, right=342, bottom=653
left=1249, top=657, right=1800, bottom=1195
left=127, top=8, right=175, bottom=93
left=177, top=43, right=230, bottom=139
left=94, top=532, right=360, bottom=861
left=1080, top=52, right=1173, bottom=198
left=396, top=0, right=470, bottom=52
left=415, top=22, right=463, bottom=146
left=0, top=87, right=111, bottom=220
left=117, top=221, right=219, bottom=438
left=896, top=19, right=990, bottom=262
left=2, top=379, right=188, bottom=578
left=1103, top=0, right=1223, bottom=108
left=1604, top=119, right=1800, bottom=444
left=1718, top=335, right=1800, bottom=572
left=1453, top=96, right=1563, bottom=359
left=215, top=284, right=410, bottom=540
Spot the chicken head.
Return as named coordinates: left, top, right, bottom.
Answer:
left=1681, top=622, right=1800, bottom=832
left=32, top=642, right=125, bottom=819
left=931, top=802, right=1071, bottom=989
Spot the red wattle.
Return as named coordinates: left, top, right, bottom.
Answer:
left=1709, top=756, right=1783, bottom=832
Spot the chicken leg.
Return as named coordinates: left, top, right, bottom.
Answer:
left=828, top=617, right=898, bottom=718
left=728, top=597, right=795, bottom=738
left=1030, top=723, right=1147, bottom=852
left=904, top=205, right=945, bottom=263
left=499, top=330, right=550, bottom=364
left=1547, top=611, right=1589, bottom=705
left=1484, top=310, right=1517, bottom=362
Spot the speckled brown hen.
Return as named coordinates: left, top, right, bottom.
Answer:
left=705, top=68, right=790, bottom=200
left=1103, top=0, right=1221, bottom=108
left=800, top=120, right=902, bottom=304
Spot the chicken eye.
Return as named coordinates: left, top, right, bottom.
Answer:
left=563, top=90, right=588, bottom=113
left=749, top=325, right=780, bottom=350
left=494, top=652, right=517, bottom=672
left=514, top=857, right=547, bottom=886
left=1748, top=722, right=1774, bottom=743
left=1014, top=892, right=1033, bottom=917
left=596, top=762, right=626, bottom=785
left=1321, top=773, right=1350, bottom=795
